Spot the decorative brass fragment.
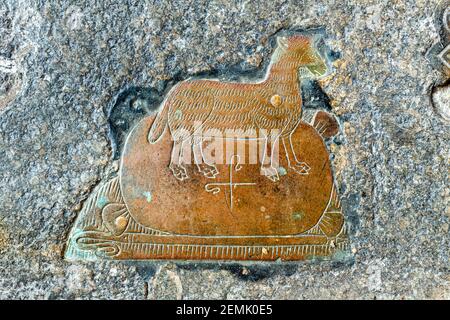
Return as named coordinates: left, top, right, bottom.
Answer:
left=65, top=33, right=348, bottom=261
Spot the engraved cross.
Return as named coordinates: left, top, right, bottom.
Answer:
left=204, top=155, right=256, bottom=211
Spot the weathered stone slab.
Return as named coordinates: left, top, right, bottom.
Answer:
left=1, top=0, right=449, bottom=299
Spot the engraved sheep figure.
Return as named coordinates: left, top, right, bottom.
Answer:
left=147, top=34, right=329, bottom=181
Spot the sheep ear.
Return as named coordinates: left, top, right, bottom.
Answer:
left=277, top=36, right=288, bottom=50
left=312, top=34, right=323, bottom=48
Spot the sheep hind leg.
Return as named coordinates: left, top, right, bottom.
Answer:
left=169, top=139, right=189, bottom=181
left=192, top=137, right=218, bottom=179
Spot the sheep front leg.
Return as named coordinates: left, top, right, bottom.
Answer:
left=260, top=136, right=280, bottom=182
left=282, top=135, right=310, bottom=175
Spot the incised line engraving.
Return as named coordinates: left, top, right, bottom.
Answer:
left=204, top=155, right=256, bottom=211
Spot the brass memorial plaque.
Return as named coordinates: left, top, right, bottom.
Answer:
left=65, top=33, right=348, bottom=261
